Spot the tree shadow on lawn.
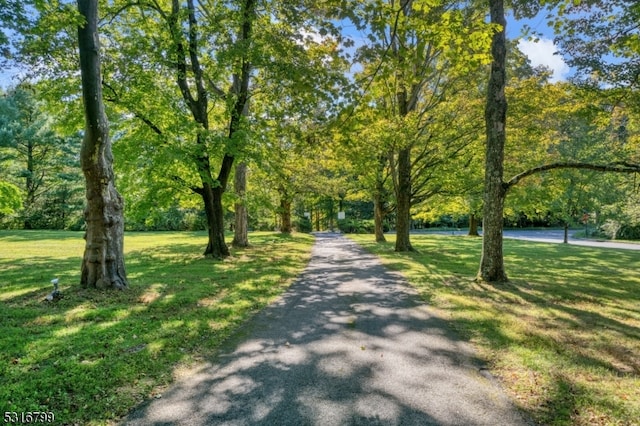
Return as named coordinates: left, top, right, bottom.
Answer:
left=453, top=242, right=640, bottom=424
left=462, top=278, right=640, bottom=424
left=0, top=234, right=313, bottom=424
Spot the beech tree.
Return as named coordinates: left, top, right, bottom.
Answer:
left=77, top=0, right=127, bottom=289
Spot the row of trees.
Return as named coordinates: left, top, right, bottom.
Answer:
left=1, top=0, right=639, bottom=287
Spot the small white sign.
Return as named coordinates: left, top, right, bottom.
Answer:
left=338, top=211, right=345, bottom=220
left=304, top=212, right=311, bottom=218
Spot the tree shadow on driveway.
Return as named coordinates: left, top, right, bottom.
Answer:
left=122, top=234, right=532, bottom=425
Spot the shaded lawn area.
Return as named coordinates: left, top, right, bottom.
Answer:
left=349, top=234, right=640, bottom=426
left=0, top=230, right=314, bottom=425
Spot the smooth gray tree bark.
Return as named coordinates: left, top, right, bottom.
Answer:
left=232, top=162, right=249, bottom=247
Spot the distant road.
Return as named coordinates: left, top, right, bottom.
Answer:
left=410, top=229, right=640, bottom=251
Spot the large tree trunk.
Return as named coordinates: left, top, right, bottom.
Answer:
left=478, top=0, right=508, bottom=282
left=280, top=198, right=292, bottom=234
left=193, top=137, right=230, bottom=258
left=204, top=185, right=229, bottom=257
left=468, top=212, right=479, bottom=236
left=77, top=0, right=127, bottom=290
left=373, top=154, right=388, bottom=243
left=373, top=193, right=387, bottom=243
left=395, top=146, right=414, bottom=252
left=232, top=161, right=249, bottom=247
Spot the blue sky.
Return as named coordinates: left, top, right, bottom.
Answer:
left=507, top=10, right=570, bottom=83
left=0, top=63, right=22, bottom=89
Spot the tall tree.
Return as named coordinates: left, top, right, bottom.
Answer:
left=0, top=86, right=53, bottom=227
left=351, top=0, right=493, bottom=252
left=478, top=1, right=640, bottom=281
left=77, top=0, right=127, bottom=289
left=478, top=0, right=508, bottom=282
left=101, top=0, right=257, bottom=258
left=167, top=0, right=254, bottom=258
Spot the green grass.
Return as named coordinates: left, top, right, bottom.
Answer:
left=349, top=234, right=640, bottom=426
left=0, top=230, right=314, bottom=425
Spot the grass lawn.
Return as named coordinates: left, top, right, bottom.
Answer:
left=0, top=230, right=314, bottom=425
left=349, top=234, right=640, bottom=426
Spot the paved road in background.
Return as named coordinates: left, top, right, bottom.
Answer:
left=123, top=233, right=532, bottom=425
left=415, top=229, right=640, bottom=251
left=503, top=229, right=640, bottom=250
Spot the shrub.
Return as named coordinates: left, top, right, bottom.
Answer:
left=294, top=216, right=312, bottom=233
left=337, top=218, right=374, bottom=234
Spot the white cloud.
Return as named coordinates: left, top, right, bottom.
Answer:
left=517, top=38, right=570, bottom=83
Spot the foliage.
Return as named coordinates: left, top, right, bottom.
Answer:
left=550, top=0, right=640, bottom=89
left=125, top=206, right=207, bottom=232
left=0, top=230, right=314, bottom=425
left=502, top=76, right=640, bottom=231
left=598, top=189, right=640, bottom=240
left=0, top=180, right=21, bottom=214
left=293, top=215, right=312, bottom=233
left=337, top=218, right=375, bottom=234
left=338, top=0, right=495, bottom=249
left=351, top=233, right=640, bottom=425
left=0, top=85, right=84, bottom=230
left=98, top=0, right=349, bottom=252
left=1, top=0, right=639, bottom=276
left=0, top=0, right=27, bottom=65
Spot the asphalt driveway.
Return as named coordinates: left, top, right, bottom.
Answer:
left=122, top=233, right=531, bottom=425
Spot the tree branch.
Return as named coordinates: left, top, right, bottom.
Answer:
left=186, top=0, right=207, bottom=112
left=206, top=76, right=226, bottom=99
left=102, top=81, right=164, bottom=136
left=169, top=0, right=197, bottom=115
left=171, top=175, right=203, bottom=195
left=504, top=161, right=640, bottom=190
left=133, top=112, right=163, bottom=136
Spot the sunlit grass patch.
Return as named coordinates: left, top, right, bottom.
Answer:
left=349, top=234, right=640, bottom=426
left=0, top=230, right=314, bottom=425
